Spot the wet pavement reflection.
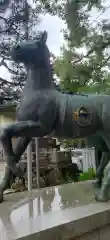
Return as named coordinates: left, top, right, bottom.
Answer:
left=0, top=181, right=95, bottom=240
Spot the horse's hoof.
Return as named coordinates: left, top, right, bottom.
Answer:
left=95, top=191, right=109, bottom=202
left=0, top=192, right=4, bottom=203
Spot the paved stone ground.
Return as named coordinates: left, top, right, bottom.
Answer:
left=0, top=191, right=31, bottom=214
left=0, top=162, right=97, bottom=216
left=0, top=183, right=97, bottom=217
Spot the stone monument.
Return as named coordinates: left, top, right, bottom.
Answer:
left=0, top=31, right=110, bottom=203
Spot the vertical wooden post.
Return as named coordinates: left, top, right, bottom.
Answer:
left=35, top=138, right=40, bottom=188
left=27, top=141, right=32, bottom=195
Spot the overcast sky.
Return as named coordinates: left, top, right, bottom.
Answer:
left=1, top=0, right=110, bottom=80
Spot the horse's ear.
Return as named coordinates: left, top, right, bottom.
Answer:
left=41, top=31, right=48, bottom=43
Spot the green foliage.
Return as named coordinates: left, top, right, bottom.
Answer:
left=59, top=168, right=96, bottom=184
left=0, top=0, right=63, bottom=101
left=0, top=0, right=42, bottom=101
left=1, top=0, right=110, bottom=100
left=59, top=137, right=86, bottom=148
left=78, top=168, right=96, bottom=181
left=59, top=138, right=79, bottom=148
left=54, top=0, right=110, bottom=95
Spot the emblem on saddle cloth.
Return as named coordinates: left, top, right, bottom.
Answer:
left=73, top=106, right=92, bottom=127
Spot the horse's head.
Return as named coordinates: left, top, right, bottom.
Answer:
left=10, top=31, right=50, bottom=67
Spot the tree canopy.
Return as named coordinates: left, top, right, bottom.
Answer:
left=0, top=0, right=110, bottom=104
left=0, top=0, right=59, bottom=103
left=54, top=0, right=110, bottom=95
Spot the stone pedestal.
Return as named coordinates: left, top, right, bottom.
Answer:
left=0, top=181, right=110, bottom=239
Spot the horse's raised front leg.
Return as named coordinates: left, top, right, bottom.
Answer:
left=0, top=136, right=31, bottom=203
left=0, top=121, right=44, bottom=176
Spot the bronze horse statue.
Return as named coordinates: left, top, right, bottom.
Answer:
left=0, top=31, right=110, bottom=202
